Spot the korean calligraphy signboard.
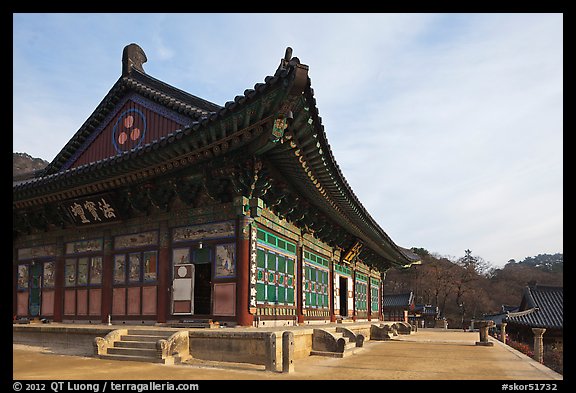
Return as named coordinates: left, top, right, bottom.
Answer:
left=343, top=240, right=363, bottom=263
left=62, top=194, right=120, bottom=226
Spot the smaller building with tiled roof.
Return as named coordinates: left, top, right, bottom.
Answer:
left=383, top=292, right=414, bottom=322
left=505, top=284, right=563, bottom=344
left=410, top=303, right=441, bottom=328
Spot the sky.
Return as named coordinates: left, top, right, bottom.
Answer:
left=13, top=13, right=563, bottom=268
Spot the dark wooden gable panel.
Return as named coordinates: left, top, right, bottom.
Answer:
left=65, top=93, right=194, bottom=170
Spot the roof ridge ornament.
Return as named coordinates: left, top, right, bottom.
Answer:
left=122, top=43, right=147, bottom=76
left=278, top=47, right=293, bottom=71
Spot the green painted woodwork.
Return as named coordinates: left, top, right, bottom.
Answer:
left=256, top=228, right=296, bottom=254
left=356, top=272, right=368, bottom=282
left=303, top=249, right=329, bottom=309
left=371, top=285, right=379, bottom=312
left=255, top=230, right=296, bottom=305
left=355, top=280, right=368, bottom=312
left=334, top=263, right=352, bottom=277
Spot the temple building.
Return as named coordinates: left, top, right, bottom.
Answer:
left=13, top=44, right=420, bottom=327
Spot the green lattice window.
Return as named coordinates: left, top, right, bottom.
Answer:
left=371, top=278, right=380, bottom=312
left=303, top=250, right=330, bottom=309
left=256, top=228, right=297, bottom=254
left=256, top=228, right=296, bottom=305
left=355, top=278, right=368, bottom=311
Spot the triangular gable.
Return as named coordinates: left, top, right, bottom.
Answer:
left=63, top=92, right=195, bottom=171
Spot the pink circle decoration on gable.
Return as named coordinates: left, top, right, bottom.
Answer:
left=130, top=128, right=141, bottom=141
left=118, top=132, right=128, bottom=145
left=112, top=108, right=147, bottom=153
left=124, top=115, right=134, bottom=128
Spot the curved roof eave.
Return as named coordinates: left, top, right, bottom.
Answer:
left=265, top=61, right=419, bottom=267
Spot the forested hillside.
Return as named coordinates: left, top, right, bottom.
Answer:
left=384, top=249, right=563, bottom=327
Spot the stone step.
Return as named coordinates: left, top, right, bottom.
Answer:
left=332, top=332, right=356, bottom=348
left=127, top=329, right=175, bottom=337
left=107, top=347, right=157, bottom=357
left=99, top=354, right=168, bottom=364
left=120, top=335, right=164, bottom=342
left=165, top=322, right=217, bottom=329
left=310, top=348, right=356, bottom=358
left=114, top=341, right=157, bottom=349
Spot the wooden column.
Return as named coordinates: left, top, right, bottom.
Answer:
left=367, top=276, right=372, bottom=322
left=157, top=221, right=170, bottom=323
left=100, top=231, right=113, bottom=323
left=12, top=261, right=17, bottom=318
left=53, top=254, right=65, bottom=322
left=351, top=269, right=357, bottom=321
left=329, top=259, right=336, bottom=323
left=297, top=241, right=305, bottom=324
left=236, top=217, right=253, bottom=327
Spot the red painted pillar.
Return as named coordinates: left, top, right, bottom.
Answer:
left=157, top=222, right=170, bottom=323
left=297, top=243, right=305, bottom=324
left=100, top=232, right=113, bottom=323
left=53, top=255, right=65, bottom=322
left=236, top=217, right=253, bottom=326
left=13, top=262, right=17, bottom=319
left=367, top=277, right=372, bottom=322
left=329, top=259, right=336, bottom=323
left=351, top=270, right=357, bottom=321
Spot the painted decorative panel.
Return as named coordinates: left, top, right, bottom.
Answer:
left=128, top=253, right=141, bottom=282
left=213, top=283, right=236, bottom=316
left=172, top=248, right=190, bottom=265
left=65, top=239, right=104, bottom=254
left=17, top=265, right=28, bottom=289
left=17, top=245, right=57, bottom=260
left=143, top=251, right=157, bottom=281
left=172, top=221, right=235, bottom=243
left=214, top=243, right=236, bottom=278
left=90, top=257, right=103, bottom=285
left=114, top=231, right=158, bottom=249
left=43, top=262, right=56, bottom=287
left=65, top=259, right=77, bottom=287
left=114, top=255, right=126, bottom=284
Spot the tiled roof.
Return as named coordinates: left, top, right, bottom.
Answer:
left=414, top=304, right=439, bottom=316
left=13, top=44, right=421, bottom=270
left=383, top=292, right=413, bottom=308
left=502, top=304, right=519, bottom=313
left=505, top=285, right=563, bottom=329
